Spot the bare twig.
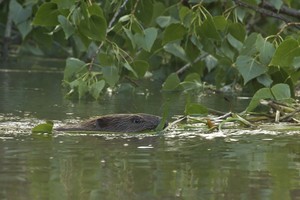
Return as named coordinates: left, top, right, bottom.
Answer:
left=108, top=0, right=130, bottom=32
left=165, top=115, right=187, bottom=130
left=131, top=0, right=140, bottom=15
left=176, top=53, right=208, bottom=75
left=261, top=1, right=300, bottom=19
left=279, top=108, right=300, bottom=121
left=276, top=22, right=300, bottom=36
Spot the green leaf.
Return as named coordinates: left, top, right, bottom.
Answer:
left=292, top=57, right=300, bottom=70
left=162, top=73, right=181, bottom=91
left=23, top=43, right=44, bottom=56
left=131, top=19, right=144, bottom=34
left=17, top=20, right=32, bottom=39
left=199, top=16, right=220, bottom=40
left=64, top=58, right=86, bottom=81
left=102, top=66, right=120, bottom=87
left=185, top=39, right=200, bottom=61
left=98, top=53, right=114, bottom=66
left=88, top=3, right=105, bottom=18
left=179, top=6, right=193, bottom=27
left=79, top=15, right=107, bottom=41
left=32, top=121, right=53, bottom=134
left=144, top=27, right=157, bottom=52
left=240, top=33, right=258, bottom=56
left=181, top=73, right=201, bottom=90
left=227, top=34, right=243, bottom=51
left=185, top=103, right=208, bottom=115
left=71, top=5, right=81, bottom=25
left=228, top=23, right=246, bottom=42
left=270, top=67, right=294, bottom=97
left=236, top=55, right=268, bottom=85
left=213, top=16, right=228, bottom=31
left=123, top=28, right=135, bottom=48
left=235, top=7, right=246, bottom=22
left=69, top=79, right=79, bottom=89
left=135, top=0, right=153, bottom=25
left=156, top=16, right=179, bottom=28
left=270, top=38, right=300, bottom=67
left=246, top=88, right=273, bottom=112
left=90, top=80, right=105, bottom=99
left=205, top=55, right=218, bottom=72
left=119, top=14, right=131, bottom=22
left=271, top=83, right=291, bottom=100
left=9, top=0, right=32, bottom=37
left=134, top=27, right=158, bottom=52
left=272, top=0, right=283, bottom=10
left=163, top=23, right=186, bottom=44
left=80, top=2, right=89, bottom=22
left=124, top=63, right=138, bottom=78
left=163, top=42, right=189, bottom=62
left=257, top=74, right=273, bottom=87
left=152, top=2, right=166, bottom=25
left=246, top=83, right=291, bottom=112
left=72, top=34, right=88, bottom=53
left=131, top=60, right=149, bottom=77
left=32, top=3, right=60, bottom=26
left=58, top=15, right=75, bottom=39
left=184, top=73, right=200, bottom=82
left=78, top=80, right=88, bottom=99
left=219, top=40, right=235, bottom=60
left=52, top=0, right=76, bottom=9
left=255, top=34, right=275, bottom=64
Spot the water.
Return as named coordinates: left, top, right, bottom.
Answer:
left=1, top=59, right=300, bottom=200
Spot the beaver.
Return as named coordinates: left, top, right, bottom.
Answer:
left=55, top=113, right=167, bottom=133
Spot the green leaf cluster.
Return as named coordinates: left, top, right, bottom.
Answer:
left=63, top=58, right=105, bottom=99
left=246, top=83, right=292, bottom=112
left=3, top=0, right=300, bottom=112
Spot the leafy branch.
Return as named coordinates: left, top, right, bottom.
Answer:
left=4, top=0, right=300, bottom=103
left=89, top=0, right=130, bottom=71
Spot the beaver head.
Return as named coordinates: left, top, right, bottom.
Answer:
left=56, top=113, right=167, bottom=133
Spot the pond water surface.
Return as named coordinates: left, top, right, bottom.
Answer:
left=1, top=59, right=300, bottom=200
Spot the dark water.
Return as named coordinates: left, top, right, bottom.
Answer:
left=1, top=59, right=300, bottom=200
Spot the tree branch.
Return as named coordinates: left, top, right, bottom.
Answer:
left=260, top=1, right=300, bottom=19
left=176, top=53, right=208, bottom=75
left=233, top=0, right=292, bottom=23
left=108, top=0, right=130, bottom=31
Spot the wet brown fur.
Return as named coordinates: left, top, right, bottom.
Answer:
left=55, top=113, right=166, bottom=133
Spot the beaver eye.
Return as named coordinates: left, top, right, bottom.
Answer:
left=132, top=117, right=142, bottom=124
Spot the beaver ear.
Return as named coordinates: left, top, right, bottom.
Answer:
left=96, top=118, right=109, bottom=128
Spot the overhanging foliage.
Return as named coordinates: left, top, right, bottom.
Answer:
left=1, top=0, right=300, bottom=111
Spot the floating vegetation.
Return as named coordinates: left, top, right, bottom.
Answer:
left=166, top=97, right=300, bottom=134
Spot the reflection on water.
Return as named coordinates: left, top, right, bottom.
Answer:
left=1, top=134, right=300, bottom=200
left=0, top=64, right=248, bottom=121
left=1, top=60, right=300, bottom=199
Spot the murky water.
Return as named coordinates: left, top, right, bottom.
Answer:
left=1, top=59, right=300, bottom=200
